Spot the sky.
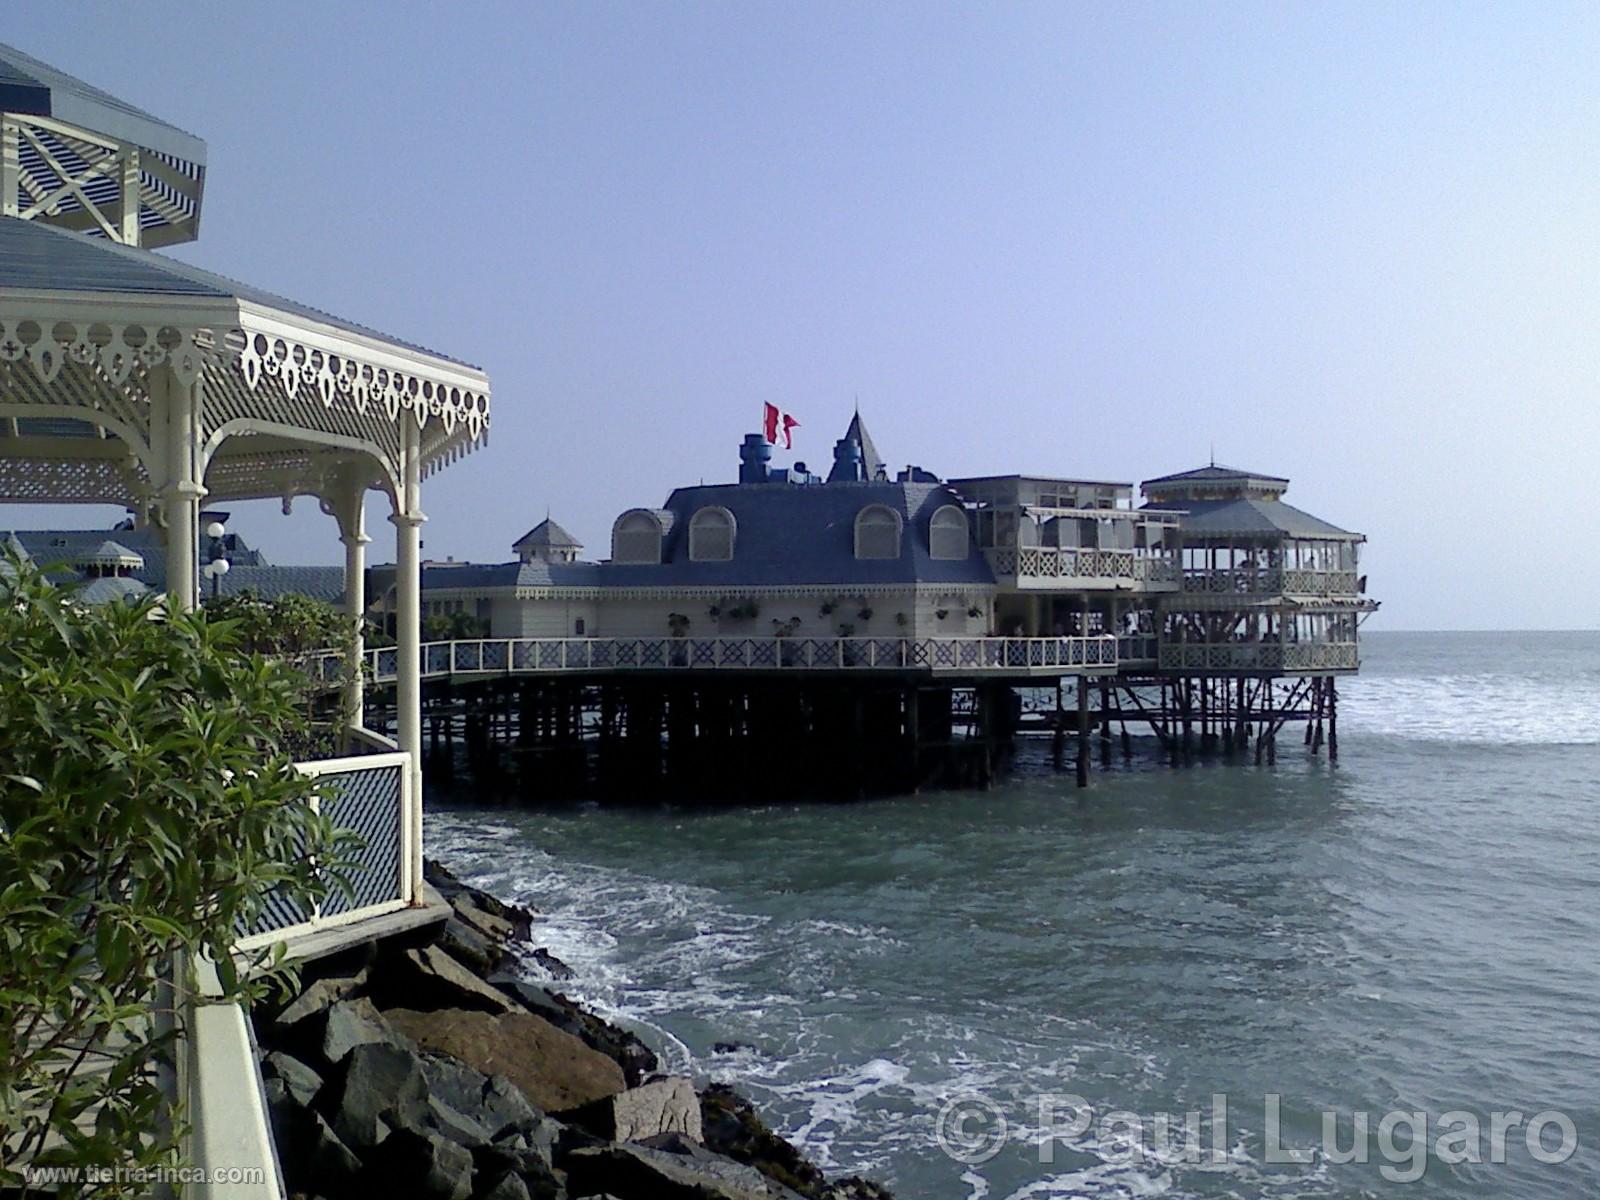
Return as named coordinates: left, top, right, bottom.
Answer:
left=6, top=2, right=1598, bottom=629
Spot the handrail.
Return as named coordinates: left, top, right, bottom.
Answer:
left=309, top=634, right=1120, bottom=682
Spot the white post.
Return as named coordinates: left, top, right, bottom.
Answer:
left=157, top=369, right=202, bottom=612
left=333, top=480, right=370, bottom=741
left=0, top=119, right=18, bottom=219
left=119, top=145, right=141, bottom=245
left=391, top=419, right=425, bottom=897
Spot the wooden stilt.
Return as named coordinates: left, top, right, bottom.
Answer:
left=1076, top=676, right=1089, bottom=788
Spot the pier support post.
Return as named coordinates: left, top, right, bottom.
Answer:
left=1327, top=677, right=1339, bottom=762
left=1076, top=676, right=1089, bottom=788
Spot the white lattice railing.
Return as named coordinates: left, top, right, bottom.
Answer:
left=235, top=751, right=417, bottom=952
left=313, top=635, right=1120, bottom=681
left=984, top=547, right=1179, bottom=586
left=1181, top=568, right=1359, bottom=596
left=1156, top=642, right=1360, bottom=672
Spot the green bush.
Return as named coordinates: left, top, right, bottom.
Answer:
left=0, top=557, right=348, bottom=1189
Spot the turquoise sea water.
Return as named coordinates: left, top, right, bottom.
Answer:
left=427, top=632, right=1600, bottom=1198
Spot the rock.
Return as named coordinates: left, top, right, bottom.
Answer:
left=326, top=1040, right=427, bottom=1150
left=423, top=1094, right=495, bottom=1148
left=569, top=1076, right=702, bottom=1144
left=474, top=1134, right=564, bottom=1199
left=530, top=947, right=576, bottom=981
left=487, top=974, right=660, bottom=1087
left=475, top=1170, right=530, bottom=1200
left=383, top=1006, right=625, bottom=1113
left=712, top=1041, right=754, bottom=1055
left=321, top=996, right=396, bottom=1064
left=303, top=1110, right=364, bottom=1187
left=426, top=859, right=537, bottom=938
left=274, top=965, right=369, bottom=1027
left=821, top=1181, right=896, bottom=1200
left=391, top=945, right=515, bottom=1014
left=562, top=1142, right=806, bottom=1199
left=452, top=897, right=520, bottom=945
left=262, top=1050, right=324, bottom=1108
left=369, top=1127, right=475, bottom=1200
left=442, top=915, right=503, bottom=976
left=699, top=1084, right=826, bottom=1198
left=482, top=1074, right=547, bottom=1144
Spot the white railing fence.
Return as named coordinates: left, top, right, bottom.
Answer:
left=984, top=547, right=1180, bottom=584
left=1180, top=568, right=1360, bottom=596
left=235, top=750, right=416, bottom=951
left=1156, top=642, right=1360, bottom=672
left=311, top=635, right=1121, bottom=681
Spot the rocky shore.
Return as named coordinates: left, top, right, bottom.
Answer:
left=256, top=861, right=893, bottom=1200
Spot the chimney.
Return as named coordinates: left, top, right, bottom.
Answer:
left=832, top=437, right=863, bottom=482
left=739, top=433, right=772, bottom=483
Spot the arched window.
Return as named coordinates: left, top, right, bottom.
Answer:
left=855, top=505, right=902, bottom=560
left=612, top=510, right=663, bottom=564
left=929, top=505, right=969, bottom=560
left=689, top=507, right=735, bottom=562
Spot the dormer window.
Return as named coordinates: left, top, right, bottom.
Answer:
left=855, top=505, right=901, bottom=560
left=612, top=510, right=663, bottom=564
left=929, top=505, right=968, bottom=560
left=689, top=507, right=735, bottom=562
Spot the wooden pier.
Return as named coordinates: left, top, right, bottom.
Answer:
left=346, top=636, right=1347, bottom=802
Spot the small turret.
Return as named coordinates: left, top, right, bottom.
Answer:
left=739, top=433, right=772, bottom=483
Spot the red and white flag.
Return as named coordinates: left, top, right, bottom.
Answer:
left=762, top=402, right=800, bottom=449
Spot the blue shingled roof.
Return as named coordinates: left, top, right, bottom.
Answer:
left=0, top=41, right=206, bottom=164
left=0, top=216, right=478, bottom=369
left=213, top=565, right=345, bottom=602
left=1142, top=497, right=1360, bottom=540
left=604, top=480, right=992, bottom=588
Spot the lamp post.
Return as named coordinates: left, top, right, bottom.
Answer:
left=202, top=519, right=230, bottom=600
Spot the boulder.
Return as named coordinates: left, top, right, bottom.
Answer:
left=383, top=1006, right=625, bottom=1113
left=530, top=947, right=576, bottom=981
left=569, top=1077, right=702, bottom=1144
left=474, top=1170, right=530, bottom=1200
left=262, top=1050, right=323, bottom=1108
left=488, top=974, right=659, bottom=1086
left=821, top=1181, right=896, bottom=1200
left=302, top=1110, right=364, bottom=1187
left=426, top=859, right=537, bottom=939
left=368, top=1127, right=475, bottom=1200
left=562, top=1142, right=807, bottom=1200
left=274, top=965, right=369, bottom=1027
left=389, top=945, right=515, bottom=1014
left=321, top=996, right=396, bottom=1064
left=452, top=896, right=521, bottom=945
left=442, top=915, right=503, bottom=976
left=699, top=1084, right=826, bottom=1198
left=325, top=1040, right=427, bottom=1150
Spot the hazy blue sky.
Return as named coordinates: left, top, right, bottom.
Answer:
left=8, top=3, right=1598, bottom=628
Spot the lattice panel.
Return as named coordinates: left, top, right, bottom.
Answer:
left=318, top=764, right=403, bottom=915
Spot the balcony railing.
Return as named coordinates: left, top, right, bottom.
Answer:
left=236, top=750, right=416, bottom=951
left=1156, top=642, right=1360, bottom=672
left=1117, top=634, right=1159, bottom=663
left=1181, top=567, right=1360, bottom=596
left=321, top=635, right=1120, bottom=681
left=984, top=547, right=1180, bottom=587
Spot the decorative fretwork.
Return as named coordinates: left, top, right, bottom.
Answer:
left=0, top=307, right=490, bottom=500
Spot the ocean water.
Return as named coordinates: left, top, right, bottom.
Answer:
left=426, top=632, right=1600, bottom=1198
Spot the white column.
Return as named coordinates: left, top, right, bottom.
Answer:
left=157, top=369, right=202, bottom=612
left=391, top=419, right=425, bottom=897
left=336, top=478, right=371, bottom=740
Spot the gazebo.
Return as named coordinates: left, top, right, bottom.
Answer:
left=0, top=39, right=489, bottom=805
left=1, top=41, right=489, bottom=1186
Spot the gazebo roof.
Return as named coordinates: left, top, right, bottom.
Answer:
left=79, top=537, right=143, bottom=568
left=0, top=216, right=472, bottom=367
left=0, top=41, right=205, bottom=164
left=0, top=218, right=490, bottom=507
left=513, top=517, right=581, bottom=550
